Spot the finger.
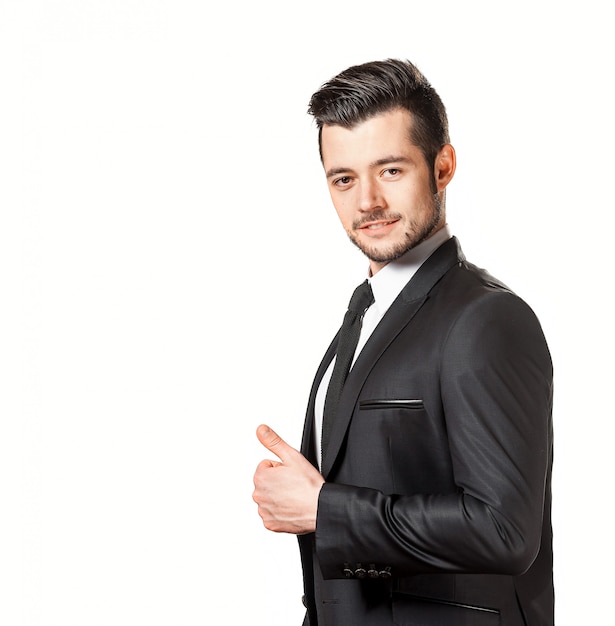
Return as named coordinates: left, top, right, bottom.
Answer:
left=255, top=458, right=282, bottom=473
left=256, top=424, right=296, bottom=464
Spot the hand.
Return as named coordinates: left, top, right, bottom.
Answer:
left=253, top=424, right=325, bottom=534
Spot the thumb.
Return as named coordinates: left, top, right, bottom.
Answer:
left=256, top=424, right=296, bottom=464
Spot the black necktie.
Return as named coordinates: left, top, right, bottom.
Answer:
left=321, top=279, right=374, bottom=460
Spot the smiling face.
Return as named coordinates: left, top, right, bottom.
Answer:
left=321, top=108, right=456, bottom=275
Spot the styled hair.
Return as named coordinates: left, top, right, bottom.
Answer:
left=307, top=59, right=450, bottom=167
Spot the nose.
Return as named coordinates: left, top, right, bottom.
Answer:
left=358, top=179, right=385, bottom=212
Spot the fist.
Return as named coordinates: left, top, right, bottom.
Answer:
left=252, top=424, right=324, bottom=534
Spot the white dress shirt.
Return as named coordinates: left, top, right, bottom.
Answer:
left=313, top=225, right=452, bottom=466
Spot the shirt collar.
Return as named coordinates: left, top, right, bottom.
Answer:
left=367, top=225, right=452, bottom=316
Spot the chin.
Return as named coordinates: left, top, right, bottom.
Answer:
left=356, top=240, right=411, bottom=264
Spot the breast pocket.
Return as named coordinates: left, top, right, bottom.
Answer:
left=354, top=398, right=452, bottom=492
left=359, top=399, right=424, bottom=410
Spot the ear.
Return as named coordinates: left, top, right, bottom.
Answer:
left=434, top=144, right=456, bottom=192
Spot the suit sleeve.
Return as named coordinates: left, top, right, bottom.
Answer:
left=314, top=291, right=553, bottom=579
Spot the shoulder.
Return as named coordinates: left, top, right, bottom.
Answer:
left=434, top=258, right=533, bottom=320
left=436, top=261, right=552, bottom=372
left=425, top=256, right=548, bottom=344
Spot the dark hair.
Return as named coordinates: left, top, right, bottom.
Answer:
left=308, top=59, right=450, bottom=167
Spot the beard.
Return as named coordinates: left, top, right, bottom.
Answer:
left=347, top=193, right=443, bottom=264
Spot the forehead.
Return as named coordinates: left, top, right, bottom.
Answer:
left=321, top=108, right=417, bottom=168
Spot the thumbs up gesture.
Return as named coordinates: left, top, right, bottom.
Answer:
left=253, top=424, right=325, bottom=535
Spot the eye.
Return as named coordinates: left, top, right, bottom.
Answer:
left=383, top=168, right=401, bottom=177
left=333, top=175, right=353, bottom=188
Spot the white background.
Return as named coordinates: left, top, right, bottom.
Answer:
left=1, top=1, right=613, bottom=624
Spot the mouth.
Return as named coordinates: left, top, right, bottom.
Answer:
left=358, top=218, right=400, bottom=232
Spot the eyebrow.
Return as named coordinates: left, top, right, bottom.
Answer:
left=325, top=155, right=411, bottom=179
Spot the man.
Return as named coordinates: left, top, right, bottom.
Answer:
left=253, top=59, right=554, bottom=626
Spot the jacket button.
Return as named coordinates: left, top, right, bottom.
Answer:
left=354, top=564, right=367, bottom=579
left=379, top=567, right=392, bottom=579
left=367, top=564, right=379, bottom=578
left=343, top=564, right=354, bottom=578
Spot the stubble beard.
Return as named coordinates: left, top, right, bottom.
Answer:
left=347, top=193, right=443, bottom=264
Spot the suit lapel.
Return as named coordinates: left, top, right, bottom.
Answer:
left=300, top=335, right=337, bottom=465
left=320, top=237, right=465, bottom=477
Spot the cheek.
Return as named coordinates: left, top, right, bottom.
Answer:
left=384, top=181, right=411, bottom=203
left=394, top=187, right=431, bottom=218
left=331, top=197, right=354, bottom=229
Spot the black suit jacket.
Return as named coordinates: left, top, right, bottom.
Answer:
left=298, top=238, right=554, bottom=626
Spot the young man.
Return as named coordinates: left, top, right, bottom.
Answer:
left=253, top=59, right=554, bottom=626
